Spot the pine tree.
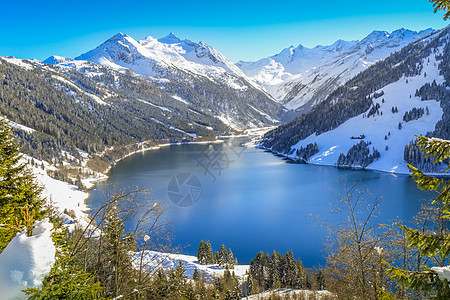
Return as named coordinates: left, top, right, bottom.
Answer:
left=206, top=241, right=215, bottom=264
left=386, top=136, right=450, bottom=299
left=246, top=273, right=255, bottom=296
left=197, top=240, right=207, bottom=264
left=0, top=117, right=44, bottom=251
left=24, top=228, right=102, bottom=299
left=227, top=248, right=235, bottom=268
left=193, top=268, right=200, bottom=281
left=218, top=244, right=228, bottom=267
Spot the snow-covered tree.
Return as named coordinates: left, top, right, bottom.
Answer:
left=0, top=117, right=44, bottom=251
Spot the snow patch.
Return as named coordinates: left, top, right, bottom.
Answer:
left=0, top=219, right=55, bottom=300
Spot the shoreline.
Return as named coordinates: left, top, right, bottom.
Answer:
left=257, top=144, right=450, bottom=177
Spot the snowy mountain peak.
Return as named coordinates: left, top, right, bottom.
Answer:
left=43, top=55, right=72, bottom=65
left=237, top=27, right=436, bottom=112
left=158, top=32, right=182, bottom=44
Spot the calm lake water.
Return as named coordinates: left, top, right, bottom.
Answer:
left=87, top=137, right=429, bottom=267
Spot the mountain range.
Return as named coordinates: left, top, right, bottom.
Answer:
left=0, top=26, right=447, bottom=174
left=261, top=26, right=450, bottom=174
left=238, top=28, right=434, bottom=115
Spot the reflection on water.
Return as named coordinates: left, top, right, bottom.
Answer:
left=87, top=138, right=429, bottom=267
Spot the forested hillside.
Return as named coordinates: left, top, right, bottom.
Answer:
left=261, top=25, right=450, bottom=172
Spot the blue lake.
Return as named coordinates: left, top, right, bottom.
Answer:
left=87, top=138, right=429, bottom=267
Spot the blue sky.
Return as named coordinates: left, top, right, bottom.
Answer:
left=1, top=0, right=448, bottom=62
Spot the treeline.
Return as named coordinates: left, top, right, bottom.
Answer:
left=247, top=250, right=319, bottom=295
left=404, top=139, right=445, bottom=172
left=294, top=143, right=319, bottom=162
left=261, top=26, right=449, bottom=154
left=403, top=107, right=427, bottom=122
left=337, top=141, right=380, bottom=168
left=197, top=240, right=237, bottom=268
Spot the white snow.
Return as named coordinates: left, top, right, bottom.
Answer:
left=171, top=95, right=189, bottom=105
left=288, top=51, right=444, bottom=174
left=137, top=99, right=171, bottom=112
left=243, top=289, right=335, bottom=299
left=8, top=121, right=35, bottom=133
left=1, top=57, right=34, bottom=70
left=150, top=117, right=197, bottom=137
left=52, top=75, right=107, bottom=105
left=432, top=266, right=450, bottom=282
left=238, top=28, right=435, bottom=110
left=135, top=251, right=249, bottom=281
left=0, top=218, right=55, bottom=300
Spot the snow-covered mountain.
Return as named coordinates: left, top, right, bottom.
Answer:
left=76, top=32, right=247, bottom=86
left=42, top=33, right=283, bottom=129
left=261, top=26, right=450, bottom=174
left=238, top=28, right=435, bottom=114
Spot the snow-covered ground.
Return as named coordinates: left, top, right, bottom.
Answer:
left=0, top=219, right=55, bottom=300
left=242, top=289, right=335, bottom=300
left=135, top=251, right=249, bottom=281
left=238, top=28, right=434, bottom=110
left=288, top=49, right=445, bottom=174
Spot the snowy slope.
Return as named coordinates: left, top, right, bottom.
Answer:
left=135, top=251, right=249, bottom=281
left=290, top=61, right=443, bottom=174
left=41, top=33, right=283, bottom=129
left=238, top=28, right=434, bottom=111
left=262, top=26, right=450, bottom=174
left=76, top=32, right=249, bottom=86
left=0, top=219, right=55, bottom=300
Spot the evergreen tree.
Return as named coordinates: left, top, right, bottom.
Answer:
left=218, top=244, right=228, bottom=267
left=386, top=136, right=450, bottom=299
left=430, top=0, right=450, bottom=20
left=246, top=273, right=255, bottom=296
left=24, top=228, right=102, bottom=299
left=227, top=248, right=235, bottom=268
left=197, top=240, right=207, bottom=264
left=193, top=268, right=200, bottom=281
left=0, top=117, right=44, bottom=251
left=282, top=250, right=297, bottom=288
left=206, top=241, right=215, bottom=264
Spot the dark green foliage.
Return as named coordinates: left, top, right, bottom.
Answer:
left=0, top=117, right=44, bottom=251
left=218, top=243, right=228, bottom=267
left=403, top=107, right=425, bottom=122
left=24, top=228, right=102, bottom=299
left=404, top=138, right=445, bottom=173
left=294, top=143, right=319, bottom=162
left=197, top=240, right=215, bottom=265
left=249, top=250, right=307, bottom=294
left=386, top=136, right=450, bottom=298
left=336, top=141, right=380, bottom=168
left=430, top=0, right=450, bottom=20
left=261, top=26, right=445, bottom=154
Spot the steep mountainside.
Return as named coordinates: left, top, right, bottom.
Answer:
left=261, top=26, right=450, bottom=174
left=238, top=28, right=434, bottom=115
left=0, top=33, right=283, bottom=171
left=70, top=33, right=282, bottom=127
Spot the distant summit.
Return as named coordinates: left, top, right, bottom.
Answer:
left=157, top=32, right=182, bottom=44
left=43, top=55, right=72, bottom=65
left=237, top=27, right=435, bottom=113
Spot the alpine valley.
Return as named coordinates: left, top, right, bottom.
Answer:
left=0, top=26, right=449, bottom=178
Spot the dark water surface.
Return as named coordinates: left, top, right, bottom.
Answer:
left=87, top=138, right=429, bottom=267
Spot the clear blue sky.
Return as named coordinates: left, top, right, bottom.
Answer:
left=1, top=0, right=448, bottom=62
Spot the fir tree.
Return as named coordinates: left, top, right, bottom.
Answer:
left=0, top=117, right=44, bottom=251
left=206, top=241, right=215, bottom=264
left=227, top=248, right=235, bottom=268
left=197, top=240, right=207, bottom=264
left=218, top=244, right=228, bottom=267
left=24, top=228, right=102, bottom=299
left=193, top=268, right=200, bottom=281
left=386, top=136, right=450, bottom=299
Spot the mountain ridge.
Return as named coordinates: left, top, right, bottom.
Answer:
left=237, top=27, right=435, bottom=114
